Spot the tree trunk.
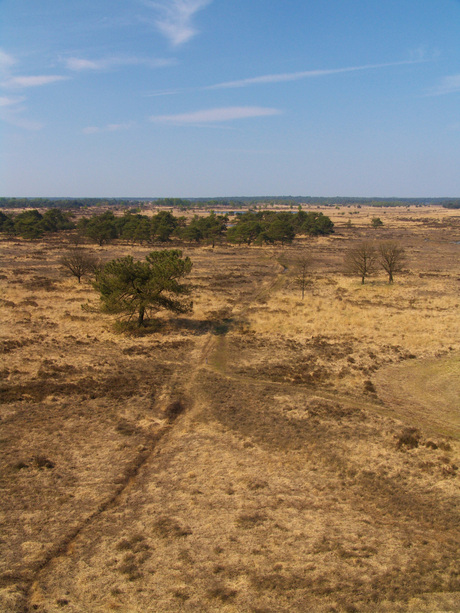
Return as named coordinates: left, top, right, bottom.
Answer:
left=138, top=306, right=145, bottom=326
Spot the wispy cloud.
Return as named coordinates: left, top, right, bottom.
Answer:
left=0, top=49, right=67, bottom=88
left=142, top=0, right=212, bottom=46
left=149, top=106, right=282, bottom=125
left=83, top=121, right=135, bottom=134
left=206, top=60, right=424, bottom=90
left=2, top=114, right=43, bottom=130
left=0, top=95, right=25, bottom=107
left=0, top=49, right=66, bottom=128
left=0, top=49, right=16, bottom=71
left=83, top=126, right=101, bottom=134
left=66, top=58, right=105, bottom=71
left=3, top=75, right=68, bottom=89
left=64, top=55, right=174, bottom=71
left=0, top=97, right=43, bottom=130
left=145, top=88, right=186, bottom=97
left=429, top=74, right=460, bottom=96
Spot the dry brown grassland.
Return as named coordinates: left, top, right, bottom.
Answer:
left=0, top=205, right=459, bottom=612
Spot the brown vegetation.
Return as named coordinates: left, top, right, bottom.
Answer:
left=0, top=205, right=459, bottom=612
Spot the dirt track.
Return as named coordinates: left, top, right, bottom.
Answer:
left=1, top=211, right=459, bottom=612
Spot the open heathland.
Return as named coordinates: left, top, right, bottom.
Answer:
left=0, top=205, right=459, bottom=612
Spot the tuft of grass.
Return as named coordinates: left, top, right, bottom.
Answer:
left=153, top=517, right=192, bottom=538
left=236, top=512, right=268, bottom=528
left=207, top=584, right=237, bottom=602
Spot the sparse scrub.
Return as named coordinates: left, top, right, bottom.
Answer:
left=116, top=419, right=138, bottom=436
left=164, top=399, right=186, bottom=422
left=154, top=517, right=192, bottom=538
left=0, top=205, right=459, bottom=613
left=236, top=512, right=268, bottom=528
left=396, top=427, right=420, bottom=449
left=208, top=584, right=237, bottom=602
left=363, top=379, right=377, bottom=394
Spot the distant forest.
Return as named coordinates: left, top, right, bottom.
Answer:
left=1, top=196, right=459, bottom=210
left=0, top=208, right=334, bottom=244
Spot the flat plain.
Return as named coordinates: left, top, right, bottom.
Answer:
left=0, top=205, right=459, bottom=612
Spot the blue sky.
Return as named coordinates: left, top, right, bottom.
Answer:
left=1, top=0, right=459, bottom=197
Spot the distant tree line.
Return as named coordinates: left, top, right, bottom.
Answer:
left=226, top=209, right=334, bottom=245
left=75, top=210, right=229, bottom=246
left=76, top=208, right=334, bottom=246
left=0, top=197, right=142, bottom=210
left=442, top=200, right=460, bottom=209
left=1, top=196, right=458, bottom=211
left=0, top=209, right=75, bottom=239
left=0, top=207, right=334, bottom=245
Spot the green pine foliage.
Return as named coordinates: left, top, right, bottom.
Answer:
left=92, top=249, right=193, bottom=326
left=0, top=209, right=75, bottom=239
left=227, top=210, right=333, bottom=245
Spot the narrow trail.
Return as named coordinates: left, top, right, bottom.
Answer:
left=24, top=255, right=287, bottom=612
left=21, top=253, right=460, bottom=613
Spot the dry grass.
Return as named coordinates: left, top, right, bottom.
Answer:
left=244, top=272, right=459, bottom=398
left=0, top=206, right=459, bottom=612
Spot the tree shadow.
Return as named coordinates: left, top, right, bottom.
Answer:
left=113, top=315, right=236, bottom=337
left=170, top=316, right=235, bottom=336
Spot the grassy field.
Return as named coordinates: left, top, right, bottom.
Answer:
left=0, top=205, right=459, bottom=612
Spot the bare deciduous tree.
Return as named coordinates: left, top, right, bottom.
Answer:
left=293, top=253, right=312, bottom=299
left=378, top=241, right=406, bottom=283
left=344, top=242, right=377, bottom=284
left=60, top=249, right=99, bottom=283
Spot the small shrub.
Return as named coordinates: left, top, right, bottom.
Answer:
left=165, top=399, right=186, bottom=422
left=173, top=589, right=190, bottom=601
left=442, top=463, right=458, bottom=476
left=396, top=428, right=420, bottom=449
left=236, top=512, right=267, bottom=528
left=116, top=534, right=149, bottom=552
left=118, top=554, right=142, bottom=581
left=116, top=539, right=132, bottom=551
left=247, top=479, right=268, bottom=491
left=208, top=585, right=237, bottom=602
left=25, top=276, right=57, bottom=291
left=56, top=598, right=69, bottom=607
left=32, top=455, right=55, bottom=469
left=116, top=419, right=137, bottom=436
left=154, top=517, right=192, bottom=538
left=363, top=380, right=376, bottom=394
